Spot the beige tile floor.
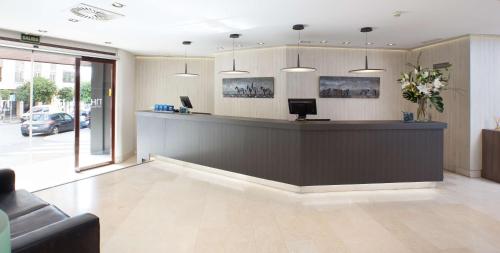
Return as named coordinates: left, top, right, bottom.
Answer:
left=35, top=160, right=500, bottom=253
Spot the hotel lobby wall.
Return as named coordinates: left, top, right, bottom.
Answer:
left=285, top=47, right=408, bottom=120
left=116, top=49, right=137, bottom=162
left=469, top=35, right=500, bottom=177
left=213, top=47, right=408, bottom=120
left=214, top=47, right=288, bottom=119
left=409, top=37, right=471, bottom=176
left=135, top=57, right=215, bottom=112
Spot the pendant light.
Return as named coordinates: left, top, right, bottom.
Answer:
left=349, top=27, right=385, bottom=73
left=281, top=24, right=316, bottom=73
left=219, top=34, right=249, bottom=75
left=174, top=41, right=199, bottom=77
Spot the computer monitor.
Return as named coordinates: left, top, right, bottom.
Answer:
left=180, top=96, right=193, bottom=109
left=288, top=98, right=317, bottom=121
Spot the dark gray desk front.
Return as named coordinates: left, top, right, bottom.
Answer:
left=136, top=111, right=447, bottom=186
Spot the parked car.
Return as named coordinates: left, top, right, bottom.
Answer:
left=21, top=113, right=74, bottom=136
left=72, top=111, right=91, bottom=128
left=20, top=105, right=60, bottom=122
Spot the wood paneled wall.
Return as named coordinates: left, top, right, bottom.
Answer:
left=285, top=47, right=408, bottom=121
left=408, top=37, right=471, bottom=176
left=213, top=47, right=408, bottom=120
left=135, top=57, right=214, bottom=113
left=214, top=47, right=288, bottom=119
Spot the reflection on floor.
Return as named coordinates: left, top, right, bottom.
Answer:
left=36, top=160, right=500, bottom=253
left=0, top=125, right=129, bottom=191
left=16, top=156, right=136, bottom=192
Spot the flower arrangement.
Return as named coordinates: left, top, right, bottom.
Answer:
left=398, top=62, right=450, bottom=121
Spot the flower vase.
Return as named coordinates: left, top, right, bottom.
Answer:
left=416, top=98, right=432, bottom=122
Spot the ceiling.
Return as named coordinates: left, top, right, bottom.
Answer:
left=0, top=0, right=499, bottom=56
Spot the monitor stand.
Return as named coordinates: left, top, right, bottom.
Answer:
left=296, top=114, right=307, bottom=121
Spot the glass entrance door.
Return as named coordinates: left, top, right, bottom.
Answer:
left=75, top=57, right=115, bottom=170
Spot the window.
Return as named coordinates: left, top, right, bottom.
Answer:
left=62, top=71, right=74, bottom=83
left=63, top=114, right=72, bottom=121
left=49, top=64, right=56, bottom=82
left=34, top=63, right=42, bottom=77
left=15, top=61, right=24, bottom=83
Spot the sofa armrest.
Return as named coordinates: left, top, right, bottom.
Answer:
left=11, top=213, right=100, bottom=253
left=0, top=169, right=15, bottom=193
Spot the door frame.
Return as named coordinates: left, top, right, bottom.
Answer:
left=74, top=56, right=116, bottom=172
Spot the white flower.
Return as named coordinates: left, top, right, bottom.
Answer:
left=417, top=84, right=431, bottom=95
left=423, top=71, right=429, bottom=78
left=433, top=78, right=444, bottom=90
left=414, top=69, right=419, bottom=75
left=401, top=81, right=411, bottom=89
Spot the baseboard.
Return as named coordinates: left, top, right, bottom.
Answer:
left=152, top=155, right=437, bottom=194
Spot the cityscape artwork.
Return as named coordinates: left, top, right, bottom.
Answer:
left=319, top=76, right=380, bottom=98
left=223, top=77, right=274, bottom=98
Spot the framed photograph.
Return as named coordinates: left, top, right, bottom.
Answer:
left=223, top=77, right=274, bottom=98
left=319, top=76, right=380, bottom=98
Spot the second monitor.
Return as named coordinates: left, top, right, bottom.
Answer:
left=180, top=96, right=193, bottom=109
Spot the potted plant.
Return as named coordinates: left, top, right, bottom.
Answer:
left=398, top=60, right=450, bottom=122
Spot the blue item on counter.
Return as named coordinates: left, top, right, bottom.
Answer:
left=154, top=104, right=175, bottom=112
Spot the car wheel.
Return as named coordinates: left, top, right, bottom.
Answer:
left=52, top=126, right=59, bottom=135
left=22, top=133, right=29, bottom=137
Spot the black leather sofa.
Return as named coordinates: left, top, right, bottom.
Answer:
left=0, top=169, right=100, bottom=253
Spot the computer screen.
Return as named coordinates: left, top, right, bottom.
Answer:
left=288, top=98, right=317, bottom=120
left=180, top=96, right=193, bottom=109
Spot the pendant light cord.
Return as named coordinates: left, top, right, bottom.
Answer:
left=364, top=32, right=368, bottom=69
left=184, top=46, right=188, bottom=73
left=297, top=29, right=301, bottom=67
left=232, top=37, right=236, bottom=71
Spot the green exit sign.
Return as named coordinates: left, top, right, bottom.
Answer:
left=20, top=33, right=41, bottom=44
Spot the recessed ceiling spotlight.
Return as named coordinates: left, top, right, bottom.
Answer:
left=104, top=41, right=112, bottom=44
left=257, top=42, right=265, bottom=45
left=386, top=43, right=396, bottom=46
left=37, top=29, right=47, bottom=33
left=112, top=2, right=125, bottom=8
left=366, top=42, right=374, bottom=45
left=320, top=40, right=328, bottom=44
left=393, top=10, right=404, bottom=17
left=68, top=18, right=79, bottom=22
left=342, top=41, right=351, bottom=45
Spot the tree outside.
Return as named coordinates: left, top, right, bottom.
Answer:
left=57, top=87, right=74, bottom=102
left=16, top=77, right=58, bottom=105
left=80, top=81, right=91, bottom=104
left=0, top=89, right=11, bottom=100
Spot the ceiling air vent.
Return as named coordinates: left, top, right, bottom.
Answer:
left=70, top=3, right=124, bottom=21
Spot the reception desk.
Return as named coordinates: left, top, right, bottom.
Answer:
left=136, top=111, right=447, bottom=191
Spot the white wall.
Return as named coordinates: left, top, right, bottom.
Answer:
left=285, top=47, right=408, bottom=121
left=470, top=35, right=500, bottom=176
left=214, top=47, right=288, bottom=119
left=213, top=46, right=407, bottom=120
left=408, top=37, right=471, bottom=176
left=135, top=57, right=214, bottom=112
left=115, top=49, right=136, bottom=163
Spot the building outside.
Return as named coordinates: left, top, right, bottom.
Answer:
left=0, top=59, right=90, bottom=119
